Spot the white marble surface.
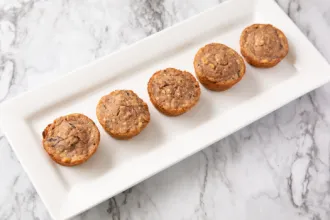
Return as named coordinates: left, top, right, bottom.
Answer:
left=0, top=0, right=330, bottom=219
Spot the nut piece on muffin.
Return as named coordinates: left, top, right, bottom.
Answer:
left=194, top=43, right=246, bottom=91
left=147, top=68, right=201, bottom=116
left=240, top=24, right=289, bottom=68
left=96, top=90, right=150, bottom=139
left=42, top=113, right=100, bottom=166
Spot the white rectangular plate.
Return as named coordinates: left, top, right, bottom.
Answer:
left=1, top=0, right=330, bottom=219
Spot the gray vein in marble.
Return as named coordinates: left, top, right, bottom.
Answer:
left=0, top=136, right=18, bottom=163
left=287, top=0, right=301, bottom=18
left=210, top=147, right=233, bottom=192
left=129, top=0, right=171, bottom=36
left=313, top=214, right=322, bottom=220
left=0, top=0, right=34, bottom=101
left=26, top=189, right=40, bottom=220
left=0, top=0, right=44, bottom=46
left=121, top=188, right=133, bottom=206
left=252, top=192, right=280, bottom=201
left=324, top=11, right=330, bottom=26
left=258, top=146, right=280, bottom=184
left=107, top=198, right=120, bottom=220
left=288, top=97, right=330, bottom=218
left=138, top=189, right=162, bottom=219
left=199, top=151, right=209, bottom=217
left=2, top=184, right=40, bottom=220
left=288, top=124, right=314, bottom=210
left=307, top=93, right=324, bottom=121
left=0, top=58, right=15, bottom=101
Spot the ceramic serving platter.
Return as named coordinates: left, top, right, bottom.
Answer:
left=1, top=0, right=330, bottom=219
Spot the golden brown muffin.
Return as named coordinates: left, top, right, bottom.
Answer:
left=96, top=90, right=150, bottom=139
left=240, top=24, right=289, bottom=68
left=42, top=113, right=100, bottom=166
left=147, top=68, right=201, bottom=116
left=194, top=43, right=246, bottom=91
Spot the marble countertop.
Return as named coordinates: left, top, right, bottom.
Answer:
left=1, top=0, right=330, bottom=219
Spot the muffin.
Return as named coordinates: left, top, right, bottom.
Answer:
left=194, top=43, right=246, bottom=91
left=147, top=68, right=201, bottom=116
left=240, top=24, right=289, bottom=68
left=96, top=90, right=150, bottom=139
left=42, top=113, right=100, bottom=166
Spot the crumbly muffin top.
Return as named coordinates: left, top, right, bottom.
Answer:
left=240, top=24, right=288, bottom=60
left=97, top=90, right=150, bottom=135
left=194, top=43, right=244, bottom=82
left=42, top=113, right=99, bottom=164
left=148, top=68, right=200, bottom=111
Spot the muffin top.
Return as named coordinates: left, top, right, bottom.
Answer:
left=96, top=90, right=150, bottom=136
left=148, top=68, right=200, bottom=113
left=42, top=113, right=100, bottom=166
left=240, top=24, right=288, bottom=61
left=194, top=43, right=245, bottom=83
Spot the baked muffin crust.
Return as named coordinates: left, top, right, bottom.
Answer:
left=240, top=24, right=289, bottom=67
left=194, top=43, right=246, bottom=91
left=147, top=68, right=201, bottom=116
left=96, top=90, right=150, bottom=139
left=42, top=113, right=100, bottom=166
